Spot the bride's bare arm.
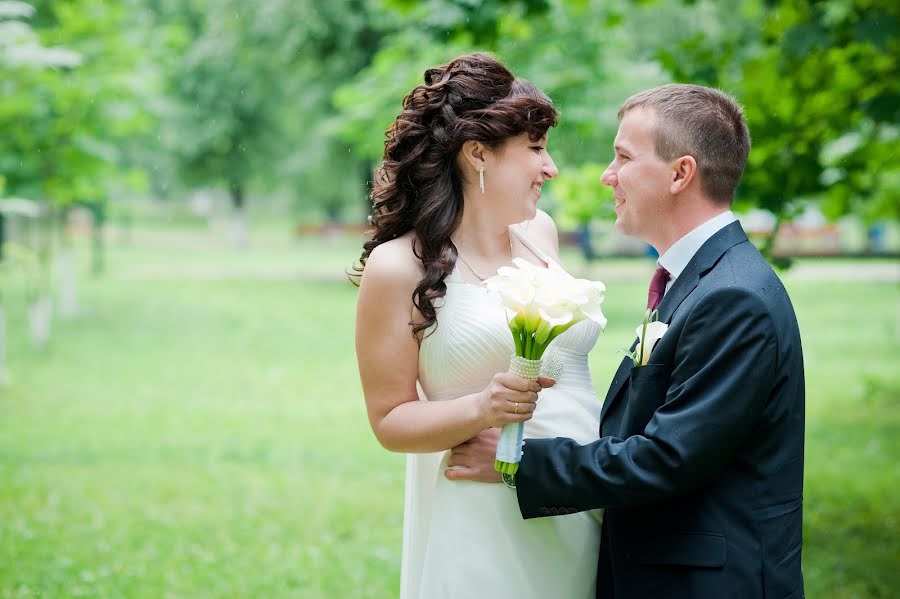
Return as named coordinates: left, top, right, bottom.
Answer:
left=356, top=239, right=540, bottom=453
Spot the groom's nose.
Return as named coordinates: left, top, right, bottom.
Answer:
left=601, top=164, right=617, bottom=187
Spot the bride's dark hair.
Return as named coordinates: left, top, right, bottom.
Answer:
left=352, top=52, right=558, bottom=340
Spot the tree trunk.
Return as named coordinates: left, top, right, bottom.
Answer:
left=761, top=212, right=792, bottom=270
left=760, top=213, right=782, bottom=261
left=91, top=203, right=105, bottom=276
left=58, top=248, right=78, bottom=317
left=28, top=295, right=52, bottom=349
left=0, top=213, right=5, bottom=261
left=0, top=300, right=7, bottom=388
left=229, top=182, right=248, bottom=249
left=58, top=206, right=77, bottom=317
left=577, top=221, right=596, bottom=261
left=92, top=224, right=105, bottom=275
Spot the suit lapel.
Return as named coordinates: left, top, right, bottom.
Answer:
left=598, top=222, right=750, bottom=430
left=599, top=355, right=633, bottom=423
left=656, top=222, right=748, bottom=323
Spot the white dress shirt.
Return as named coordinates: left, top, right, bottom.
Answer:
left=658, top=211, right=737, bottom=293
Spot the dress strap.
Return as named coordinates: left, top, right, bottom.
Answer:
left=446, top=261, right=464, bottom=283
left=510, top=224, right=557, bottom=267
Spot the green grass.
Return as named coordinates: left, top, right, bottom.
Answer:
left=1, top=230, right=897, bottom=597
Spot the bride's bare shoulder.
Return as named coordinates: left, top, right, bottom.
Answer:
left=361, top=232, right=423, bottom=290
left=522, top=209, right=561, bottom=259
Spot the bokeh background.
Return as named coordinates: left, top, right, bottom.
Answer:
left=1, top=0, right=898, bottom=597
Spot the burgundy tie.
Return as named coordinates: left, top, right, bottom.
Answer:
left=647, top=266, right=670, bottom=311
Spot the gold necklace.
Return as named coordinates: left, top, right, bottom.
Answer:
left=452, top=235, right=513, bottom=282
left=455, top=252, right=492, bottom=281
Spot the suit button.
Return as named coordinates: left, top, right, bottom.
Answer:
left=548, top=507, right=559, bottom=516
left=539, top=507, right=550, bottom=515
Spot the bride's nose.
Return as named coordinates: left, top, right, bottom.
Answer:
left=543, top=155, right=559, bottom=180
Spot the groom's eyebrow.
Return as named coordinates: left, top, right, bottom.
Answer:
left=614, top=143, right=632, bottom=155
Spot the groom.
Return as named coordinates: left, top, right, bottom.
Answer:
left=449, top=84, right=805, bottom=598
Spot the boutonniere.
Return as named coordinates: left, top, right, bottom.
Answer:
left=627, top=309, right=668, bottom=366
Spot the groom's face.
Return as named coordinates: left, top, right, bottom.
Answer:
left=601, top=108, right=672, bottom=244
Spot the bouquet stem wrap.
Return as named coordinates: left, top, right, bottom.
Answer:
left=494, top=354, right=542, bottom=475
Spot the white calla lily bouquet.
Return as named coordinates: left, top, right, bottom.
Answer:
left=484, top=258, right=607, bottom=475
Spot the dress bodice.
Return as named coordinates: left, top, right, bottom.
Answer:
left=416, top=225, right=602, bottom=443
left=418, top=277, right=600, bottom=400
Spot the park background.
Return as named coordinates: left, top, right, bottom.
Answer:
left=1, top=0, right=898, bottom=597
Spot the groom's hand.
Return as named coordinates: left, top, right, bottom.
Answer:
left=446, top=377, right=553, bottom=483
left=536, top=376, right=556, bottom=390
left=445, top=427, right=502, bottom=483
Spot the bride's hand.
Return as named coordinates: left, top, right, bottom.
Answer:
left=475, top=373, right=555, bottom=429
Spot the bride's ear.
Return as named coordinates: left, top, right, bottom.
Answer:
left=459, top=140, right=487, bottom=175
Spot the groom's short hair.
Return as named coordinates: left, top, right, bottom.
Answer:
left=619, top=84, right=750, bottom=205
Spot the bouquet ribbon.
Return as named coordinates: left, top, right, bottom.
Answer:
left=495, top=355, right=543, bottom=474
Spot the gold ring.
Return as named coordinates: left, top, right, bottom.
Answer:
left=514, top=402, right=519, bottom=414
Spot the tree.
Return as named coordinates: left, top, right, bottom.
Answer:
left=630, top=0, right=900, bottom=260
left=1, top=0, right=149, bottom=333
left=146, top=0, right=389, bottom=242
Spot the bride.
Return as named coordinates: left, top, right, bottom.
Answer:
left=353, top=53, right=603, bottom=598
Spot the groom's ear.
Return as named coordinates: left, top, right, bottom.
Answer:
left=460, top=140, right=487, bottom=173
left=670, top=155, right=697, bottom=195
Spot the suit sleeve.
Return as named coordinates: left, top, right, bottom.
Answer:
left=516, top=285, right=779, bottom=517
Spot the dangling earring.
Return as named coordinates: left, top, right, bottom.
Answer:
left=479, top=166, right=485, bottom=194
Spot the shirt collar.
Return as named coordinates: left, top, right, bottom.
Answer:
left=658, top=211, right=736, bottom=285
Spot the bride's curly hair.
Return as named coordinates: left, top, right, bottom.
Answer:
left=351, top=52, right=558, bottom=340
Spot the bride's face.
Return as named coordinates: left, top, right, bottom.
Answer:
left=483, top=133, right=558, bottom=223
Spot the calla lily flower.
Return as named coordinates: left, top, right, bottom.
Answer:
left=635, top=320, right=668, bottom=365
left=484, top=259, right=607, bottom=361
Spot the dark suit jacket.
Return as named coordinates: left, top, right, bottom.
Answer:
left=516, top=222, right=805, bottom=599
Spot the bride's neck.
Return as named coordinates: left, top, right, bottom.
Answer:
left=453, top=219, right=511, bottom=258
left=453, top=198, right=514, bottom=257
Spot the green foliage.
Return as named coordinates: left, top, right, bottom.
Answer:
left=635, top=0, right=900, bottom=225
left=335, top=0, right=898, bottom=230
left=742, top=0, right=899, bottom=222
left=382, top=0, right=552, bottom=47
left=147, top=0, right=389, bottom=216
left=550, top=163, right=611, bottom=228
left=2, top=0, right=897, bottom=228
left=0, top=241, right=42, bottom=301
left=0, top=1, right=151, bottom=207
left=333, top=30, right=475, bottom=163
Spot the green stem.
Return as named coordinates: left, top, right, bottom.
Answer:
left=760, top=212, right=783, bottom=263
left=638, top=319, right=648, bottom=365
left=494, top=460, right=519, bottom=475
left=510, top=319, right=524, bottom=356
left=532, top=334, right=554, bottom=360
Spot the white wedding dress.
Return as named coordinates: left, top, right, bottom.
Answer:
left=401, top=225, right=603, bottom=599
